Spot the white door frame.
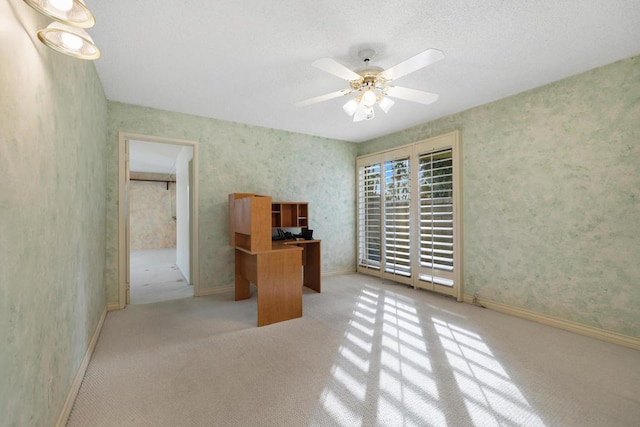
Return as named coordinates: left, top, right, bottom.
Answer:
left=117, top=132, right=200, bottom=309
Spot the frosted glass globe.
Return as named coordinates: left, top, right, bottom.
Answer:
left=361, top=90, right=377, bottom=107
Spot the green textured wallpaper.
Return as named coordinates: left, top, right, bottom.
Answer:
left=0, top=1, right=108, bottom=425
left=359, top=56, right=640, bottom=337
left=104, top=103, right=357, bottom=304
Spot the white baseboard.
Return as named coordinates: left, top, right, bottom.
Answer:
left=198, top=285, right=234, bottom=296
left=464, top=294, right=640, bottom=350
left=56, top=306, right=107, bottom=427
left=322, top=268, right=356, bottom=277
left=176, top=263, right=190, bottom=286
left=106, top=302, right=121, bottom=311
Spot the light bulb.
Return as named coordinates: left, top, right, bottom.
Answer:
left=361, top=90, right=377, bottom=107
left=48, top=0, right=73, bottom=11
left=61, top=31, right=83, bottom=50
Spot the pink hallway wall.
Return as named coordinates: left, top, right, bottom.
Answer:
left=129, top=180, right=176, bottom=250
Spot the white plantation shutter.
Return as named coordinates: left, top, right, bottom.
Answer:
left=356, top=131, right=462, bottom=300
left=358, top=163, right=382, bottom=270
left=384, top=157, right=411, bottom=277
left=418, top=148, right=454, bottom=286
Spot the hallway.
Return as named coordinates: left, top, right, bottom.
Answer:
left=130, top=248, right=192, bottom=305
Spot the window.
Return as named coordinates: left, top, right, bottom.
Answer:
left=356, top=131, right=462, bottom=300
left=358, top=163, right=382, bottom=269
left=384, top=156, right=411, bottom=277
left=418, top=148, right=454, bottom=287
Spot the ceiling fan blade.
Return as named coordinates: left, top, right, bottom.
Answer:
left=295, top=89, right=351, bottom=107
left=386, top=86, right=440, bottom=104
left=380, top=49, right=444, bottom=81
left=312, top=58, right=362, bottom=81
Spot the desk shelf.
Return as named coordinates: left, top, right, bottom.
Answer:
left=272, top=202, right=308, bottom=229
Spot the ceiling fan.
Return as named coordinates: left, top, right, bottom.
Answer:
left=296, top=48, right=444, bottom=122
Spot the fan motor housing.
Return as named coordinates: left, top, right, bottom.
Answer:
left=350, top=67, right=385, bottom=91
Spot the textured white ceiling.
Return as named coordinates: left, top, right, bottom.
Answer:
left=88, top=1, right=640, bottom=143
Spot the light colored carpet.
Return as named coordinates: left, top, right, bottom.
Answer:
left=130, top=248, right=192, bottom=305
left=67, top=274, right=640, bottom=426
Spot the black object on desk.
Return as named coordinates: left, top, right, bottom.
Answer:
left=293, top=229, right=314, bottom=240
left=273, top=229, right=294, bottom=241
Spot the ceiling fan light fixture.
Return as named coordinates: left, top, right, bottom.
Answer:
left=37, top=21, right=100, bottom=60
left=343, top=99, right=359, bottom=116
left=296, top=48, right=444, bottom=123
left=23, top=0, right=95, bottom=28
left=378, top=96, right=395, bottom=113
left=361, top=89, right=377, bottom=107
left=353, top=104, right=375, bottom=122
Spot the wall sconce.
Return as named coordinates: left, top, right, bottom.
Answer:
left=23, top=0, right=100, bottom=60
left=37, top=22, right=100, bottom=60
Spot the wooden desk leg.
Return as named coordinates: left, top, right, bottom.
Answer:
left=235, top=250, right=251, bottom=301
left=256, top=250, right=302, bottom=326
left=303, top=242, right=321, bottom=293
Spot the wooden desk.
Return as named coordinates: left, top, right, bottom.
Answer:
left=282, top=239, right=321, bottom=293
left=234, top=240, right=321, bottom=327
left=235, top=245, right=303, bottom=327
left=229, top=194, right=322, bottom=327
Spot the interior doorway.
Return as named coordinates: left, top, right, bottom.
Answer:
left=118, top=132, right=200, bottom=309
